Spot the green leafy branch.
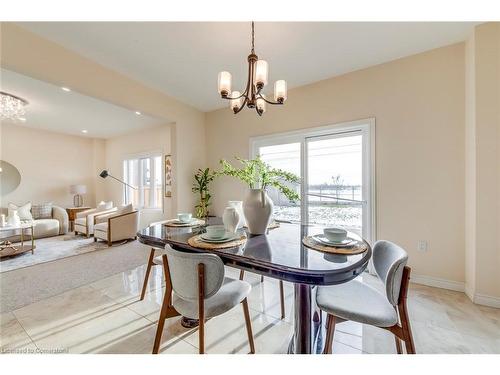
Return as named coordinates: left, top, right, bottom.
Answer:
left=217, top=156, right=300, bottom=202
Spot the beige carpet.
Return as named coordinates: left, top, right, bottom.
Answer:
left=1, top=234, right=114, bottom=273
left=0, top=236, right=152, bottom=313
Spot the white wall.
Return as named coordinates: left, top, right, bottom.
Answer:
left=102, top=124, right=172, bottom=228
left=0, top=123, right=98, bottom=208
left=206, top=43, right=466, bottom=286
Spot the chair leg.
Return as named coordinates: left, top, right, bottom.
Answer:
left=395, top=336, right=403, bottom=354
left=152, top=272, right=172, bottom=354
left=400, top=304, right=416, bottom=354
left=198, top=264, right=205, bottom=354
left=279, top=280, right=285, bottom=319
left=260, top=275, right=264, bottom=283
left=242, top=298, right=255, bottom=354
left=323, top=314, right=336, bottom=354
left=140, top=248, right=155, bottom=300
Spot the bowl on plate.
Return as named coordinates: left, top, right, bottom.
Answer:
left=323, top=227, right=347, bottom=243
left=177, top=213, right=192, bottom=223
left=205, top=225, right=226, bottom=239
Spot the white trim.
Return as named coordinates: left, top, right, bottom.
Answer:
left=411, top=274, right=465, bottom=292
left=249, top=117, right=376, bottom=244
left=473, top=293, right=500, bottom=308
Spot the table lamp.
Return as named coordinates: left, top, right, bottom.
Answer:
left=70, top=184, right=87, bottom=207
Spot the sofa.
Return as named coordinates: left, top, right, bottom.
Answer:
left=0, top=205, right=69, bottom=239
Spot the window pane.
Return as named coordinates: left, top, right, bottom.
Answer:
left=154, top=156, right=162, bottom=208
left=140, top=158, right=151, bottom=208
left=259, top=143, right=301, bottom=223
left=307, top=134, right=363, bottom=235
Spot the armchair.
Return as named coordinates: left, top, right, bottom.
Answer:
left=93, top=207, right=139, bottom=246
left=74, top=206, right=117, bottom=237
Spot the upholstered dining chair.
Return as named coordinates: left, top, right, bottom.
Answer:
left=316, top=240, right=415, bottom=354
left=163, top=245, right=255, bottom=354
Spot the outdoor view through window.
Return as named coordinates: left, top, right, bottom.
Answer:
left=259, top=133, right=363, bottom=236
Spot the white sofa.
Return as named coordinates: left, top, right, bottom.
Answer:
left=93, top=204, right=139, bottom=246
left=74, top=204, right=117, bottom=237
left=0, top=205, right=68, bottom=239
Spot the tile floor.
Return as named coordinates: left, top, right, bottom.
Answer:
left=1, top=264, right=499, bottom=354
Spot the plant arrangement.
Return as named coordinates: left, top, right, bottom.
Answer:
left=218, top=156, right=300, bottom=202
left=192, top=168, right=216, bottom=219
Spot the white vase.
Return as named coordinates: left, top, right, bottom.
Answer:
left=8, top=210, right=21, bottom=226
left=228, top=200, right=245, bottom=228
left=243, top=189, right=274, bottom=235
left=222, top=207, right=240, bottom=233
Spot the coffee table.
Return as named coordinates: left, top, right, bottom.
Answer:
left=0, top=222, right=36, bottom=258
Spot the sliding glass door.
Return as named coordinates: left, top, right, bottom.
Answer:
left=251, top=119, right=375, bottom=242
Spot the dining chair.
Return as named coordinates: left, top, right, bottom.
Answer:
left=140, top=248, right=167, bottom=300
left=316, top=240, right=415, bottom=354
left=163, top=245, right=255, bottom=354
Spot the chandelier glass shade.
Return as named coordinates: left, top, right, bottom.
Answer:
left=0, top=91, right=28, bottom=121
left=217, top=22, right=287, bottom=116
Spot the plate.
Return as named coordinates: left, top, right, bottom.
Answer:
left=200, top=233, right=239, bottom=243
left=312, top=234, right=356, bottom=247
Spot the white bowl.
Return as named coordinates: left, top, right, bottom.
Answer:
left=323, top=227, right=347, bottom=242
left=177, top=213, right=192, bottom=223
left=205, top=225, right=226, bottom=239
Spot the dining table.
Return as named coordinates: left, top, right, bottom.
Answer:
left=137, top=218, right=372, bottom=354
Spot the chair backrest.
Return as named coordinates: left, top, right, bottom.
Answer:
left=165, top=245, right=225, bottom=301
left=372, top=240, right=408, bottom=306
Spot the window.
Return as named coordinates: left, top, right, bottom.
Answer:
left=123, top=154, right=162, bottom=209
left=251, top=119, right=375, bottom=243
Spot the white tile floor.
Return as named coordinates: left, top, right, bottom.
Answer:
left=1, top=264, right=499, bottom=354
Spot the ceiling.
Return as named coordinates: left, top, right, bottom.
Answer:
left=17, top=22, right=478, bottom=112
left=0, top=69, right=167, bottom=139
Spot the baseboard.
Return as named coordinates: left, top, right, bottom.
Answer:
left=473, top=293, right=500, bottom=308
left=411, top=275, right=500, bottom=308
left=410, top=274, right=465, bottom=292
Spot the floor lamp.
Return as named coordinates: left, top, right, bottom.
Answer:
left=99, top=170, right=137, bottom=204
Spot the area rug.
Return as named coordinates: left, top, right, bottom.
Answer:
left=0, top=238, right=152, bottom=313
left=0, top=234, right=113, bottom=273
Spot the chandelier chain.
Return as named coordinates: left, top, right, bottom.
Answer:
left=251, top=21, right=255, bottom=54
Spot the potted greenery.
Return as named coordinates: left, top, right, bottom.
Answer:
left=218, top=156, right=300, bottom=234
left=192, top=168, right=215, bottom=219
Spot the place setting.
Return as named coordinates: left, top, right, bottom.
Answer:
left=163, top=213, right=205, bottom=227
left=302, top=227, right=368, bottom=255
left=188, top=224, right=247, bottom=250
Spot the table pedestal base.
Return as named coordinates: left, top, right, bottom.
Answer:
left=288, top=283, right=324, bottom=354
left=181, top=317, right=199, bottom=328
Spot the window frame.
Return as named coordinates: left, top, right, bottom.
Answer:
left=122, top=151, right=163, bottom=211
left=249, top=118, right=376, bottom=244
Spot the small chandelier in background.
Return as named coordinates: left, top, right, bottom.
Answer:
left=0, top=91, right=28, bottom=121
left=217, top=22, right=287, bottom=116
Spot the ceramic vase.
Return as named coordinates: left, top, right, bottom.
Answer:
left=222, top=207, right=240, bottom=233
left=228, top=200, right=246, bottom=229
left=242, top=189, right=274, bottom=235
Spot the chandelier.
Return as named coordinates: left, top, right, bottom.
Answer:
left=0, top=91, right=28, bottom=121
left=217, top=22, right=287, bottom=116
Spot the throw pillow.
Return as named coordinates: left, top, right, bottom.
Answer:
left=97, top=201, right=114, bottom=211
left=32, top=202, right=53, bottom=219
left=119, top=203, right=134, bottom=215
left=8, top=202, right=33, bottom=221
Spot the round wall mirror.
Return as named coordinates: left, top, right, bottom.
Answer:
left=0, top=160, right=22, bottom=195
